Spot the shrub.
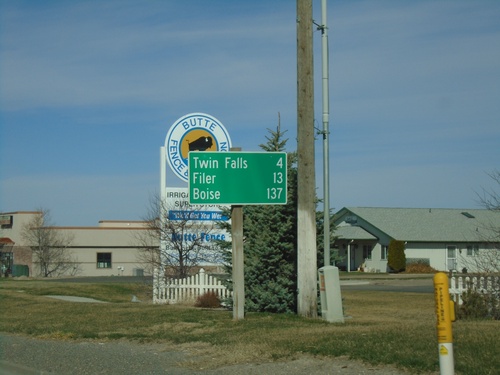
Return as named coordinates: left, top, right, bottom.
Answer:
left=406, top=258, right=430, bottom=265
left=457, top=289, right=500, bottom=320
left=194, top=291, right=221, bottom=308
left=388, top=240, right=406, bottom=273
left=405, top=261, right=436, bottom=274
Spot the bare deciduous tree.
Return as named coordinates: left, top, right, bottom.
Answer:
left=460, top=171, right=500, bottom=274
left=21, top=208, right=76, bottom=277
left=136, top=194, right=226, bottom=279
left=476, top=170, right=500, bottom=212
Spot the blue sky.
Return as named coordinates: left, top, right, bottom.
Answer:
left=1, top=0, right=499, bottom=226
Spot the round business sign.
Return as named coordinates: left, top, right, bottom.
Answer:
left=165, top=113, right=232, bottom=182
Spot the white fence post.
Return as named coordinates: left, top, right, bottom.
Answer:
left=449, top=275, right=500, bottom=306
left=153, top=268, right=158, bottom=303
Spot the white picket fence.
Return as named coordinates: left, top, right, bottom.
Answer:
left=153, top=268, right=231, bottom=304
left=449, top=275, right=500, bottom=305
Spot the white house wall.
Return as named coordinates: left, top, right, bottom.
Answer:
left=405, top=243, right=447, bottom=271
left=405, top=242, right=489, bottom=273
left=358, top=241, right=489, bottom=273
left=364, top=243, right=387, bottom=273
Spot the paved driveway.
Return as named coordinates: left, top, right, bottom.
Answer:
left=341, top=276, right=434, bottom=293
left=44, top=274, right=435, bottom=293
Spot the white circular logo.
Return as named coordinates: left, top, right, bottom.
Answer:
left=165, top=113, right=232, bottom=182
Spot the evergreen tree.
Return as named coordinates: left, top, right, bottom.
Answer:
left=219, top=116, right=333, bottom=313
left=219, top=119, right=298, bottom=313
left=245, top=122, right=298, bottom=313
left=388, top=239, right=406, bottom=273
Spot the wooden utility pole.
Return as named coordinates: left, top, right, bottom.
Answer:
left=230, top=147, right=244, bottom=320
left=296, top=0, right=317, bottom=318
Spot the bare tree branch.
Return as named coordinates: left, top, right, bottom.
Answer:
left=476, top=170, right=500, bottom=212
left=135, top=193, right=226, bottom=279
left=21, top=208, right=77, bottom=277
left=463, top=171, right=500, bottom=274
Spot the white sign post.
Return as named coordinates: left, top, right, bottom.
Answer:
left=159, top=112, right=232, bottom=305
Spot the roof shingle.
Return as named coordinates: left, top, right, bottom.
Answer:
left=336, top=207, right=500, bottom=242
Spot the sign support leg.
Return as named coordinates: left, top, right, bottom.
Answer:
left=231, top=204, right=244, bottom=320
left=160, top=146, right=167, bottom=271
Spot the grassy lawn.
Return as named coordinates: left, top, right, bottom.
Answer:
left=1, top=278, right=498, bottom=374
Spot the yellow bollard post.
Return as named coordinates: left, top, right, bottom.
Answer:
left=433, top=272, right=455, bottom=375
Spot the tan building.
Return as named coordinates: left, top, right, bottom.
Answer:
left=0, top=211, right=150, bottom=277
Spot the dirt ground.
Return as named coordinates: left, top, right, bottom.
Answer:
left=0, top=333, right=423, bottom=375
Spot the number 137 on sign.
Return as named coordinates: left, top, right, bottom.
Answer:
left=267, top=187, right=283, bottom=200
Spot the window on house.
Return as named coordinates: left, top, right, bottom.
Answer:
left=381, top=246, right=388, bottom=260
left=447, top=246, right=457, bottom=271
left=466, top=245, right=479, bottom=257
left=363, top=245, right=372, bottom=260
left=0, top=215, right=13, bottom=228
left=97, top=252, right=112, bottom=268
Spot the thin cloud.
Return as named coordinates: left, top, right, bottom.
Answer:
left=1, top=0, right=499, bottom=225
left=1, top=1, right=295, bottom=110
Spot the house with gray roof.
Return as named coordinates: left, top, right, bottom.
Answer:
left=333, top=207, right=500, bottom=273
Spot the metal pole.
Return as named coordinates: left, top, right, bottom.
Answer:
left=320, top=0, right=331, bottom=267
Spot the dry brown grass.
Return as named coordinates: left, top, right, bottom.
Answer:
left=1, top=279, right=498, bottom=374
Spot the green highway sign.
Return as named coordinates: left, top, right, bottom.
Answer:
left=188, top=151, right=287, bottom=205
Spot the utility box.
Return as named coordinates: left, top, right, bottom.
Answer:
left=318, top=266, right=344, bottom=323
left=133, top=268, right=144, bottom=277
left=12, top=264, right=29, bottom=277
